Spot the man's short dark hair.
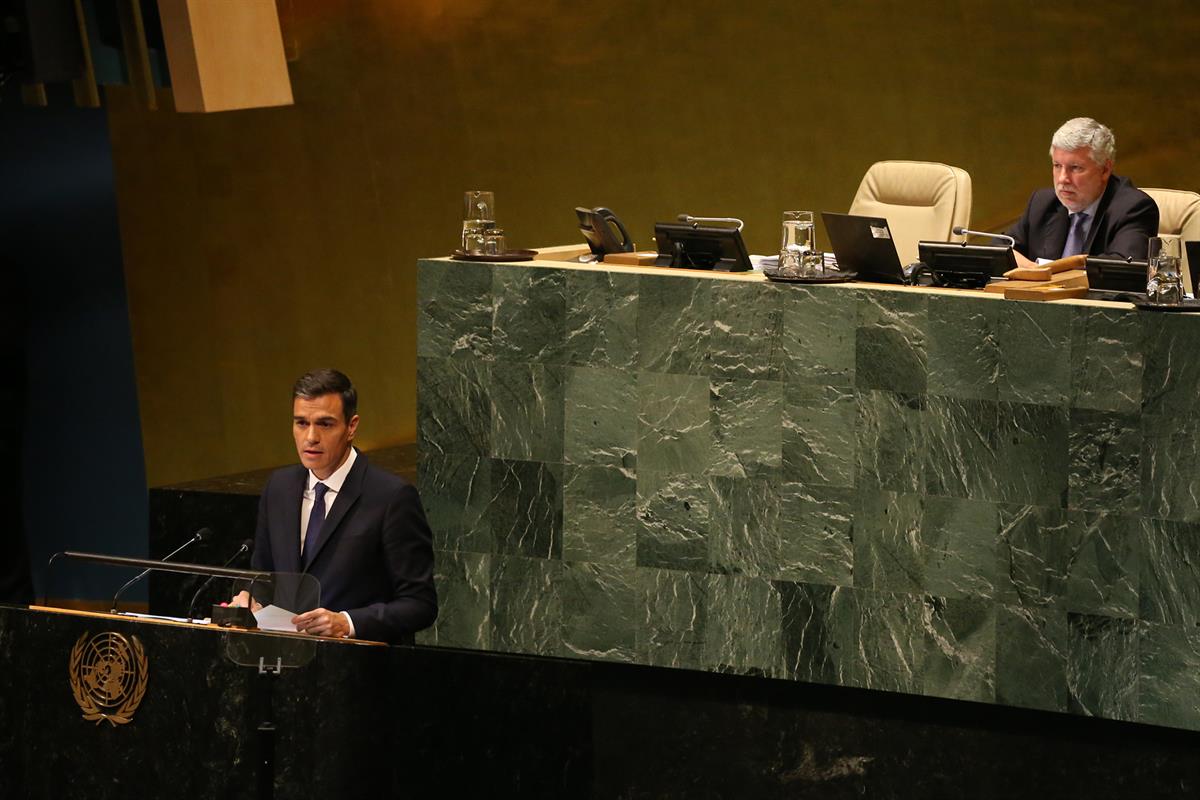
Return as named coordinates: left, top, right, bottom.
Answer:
left=293, top=368, right=357, bottom=421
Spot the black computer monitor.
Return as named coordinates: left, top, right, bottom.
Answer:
left=653, top=222, right=752, bottom=272
left=918, top=241, right=1016, bottom=288
left=1086, top=257, right=1147, bottom=293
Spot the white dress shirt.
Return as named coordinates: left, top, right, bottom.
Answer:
left=299, top=446, right=358, bottom=637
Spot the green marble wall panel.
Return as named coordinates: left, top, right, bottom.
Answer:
left=563, top=366, right=638, bottom=468
left=997, top=504, right=1072, bottom=608
left=637, top=273, right=711, bottom=375
left=995, top=402, right=1069, bottom=507
left=1138, top=517, right=1200, bottom=626
left=1066, top=612, right=1139, bottom=721
left=492, top=265, right=566, bottom=363
left=417, top=259, right=1200, bottom=733
left=563, top=270, right=639, bottom=368
left=921, top=596, right=996, bottom=703
left=709, top=280, right=785, bottom=380
left=920, top=495, right=1002, bottom=600
left=559, top=562, right=640, bottom=662
left=703, top=574, right=782, bottom=677
left=782, top=383, right=856, bottom=488
left=855, top=390, right=925, bottom=493
left=562, top=464, right=638, bottom=565
left=489, top=362, right=564, bottom=462
left=1142, top=418, right=1200, bottom=522
left=416, top=357, right=490, bottom=458
left=415, top=551, right=491, bottom=649
left=1138, top=621, right=1200, bottom=730
left=855, top=291, right=927, bottom=395
left=417, top=260, right=493, bottom=360
left=639, top=568, right=708, bottom=669
left=637, top=371, right=712, bottom=473
left=708, top=474, right=781, bottom=577
left=710, top=378, right=782, bottom=478
left=1071, top=306, right=1142, bottom=413
left=782, top=286, right=857, bottom=385
left=636, top=471, right=710, bottom=571
left=417, top=454, right=491, bottom=553
left=923, top=395, right=1000, bottom=501
left=1068, top=409, right=1141, bottom=513
left=926, top=294, right=999, bottom=400
left=1063, top=511, right=1139, bottom=618
left=777, top=484, right=854, bottom=586
left=997, top=302, right=1072, bottom=406
left=995, top=604, right=1068, bottom=713
left=490, top=555, right=563, bottom=656
left=1141, top=314, right=1200, bottom=418
left=491, top=459, right=562, bottom=559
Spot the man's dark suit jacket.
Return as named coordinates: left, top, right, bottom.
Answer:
left=1009, top=174, right=1159, bottom=261
left=252, top=451, right=437, bottom=644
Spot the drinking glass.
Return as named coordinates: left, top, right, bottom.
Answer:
left=779, top=211, right=821, bottom=277
left=1147, top=237, right=1183, bottom=305
left=483, top=229, right=507, bottom=256
left=462, top=190, right=496, bottom=253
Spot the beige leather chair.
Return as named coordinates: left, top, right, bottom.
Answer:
left=849, top=160, right=973, bottom=265
left=1143, top=188, right=1200, bottom=295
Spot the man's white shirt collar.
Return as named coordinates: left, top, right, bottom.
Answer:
left=307, top=446, right=357, bottom=494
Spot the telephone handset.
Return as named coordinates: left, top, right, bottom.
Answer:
left=576, top=207, right=635, bottom=260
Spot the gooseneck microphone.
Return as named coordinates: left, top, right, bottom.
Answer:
left=952, top=226, right=1016, bottom=247
left=186, top=539, right=253, bottom=622
left=110, top=527, right=212, bottom=614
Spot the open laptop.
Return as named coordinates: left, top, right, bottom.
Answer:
left=821, top=212, right=908, bottom=284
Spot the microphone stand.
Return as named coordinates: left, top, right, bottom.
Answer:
left=110, top=529, right=211, bottom=614
left=186, top=541, right=252, bottom=622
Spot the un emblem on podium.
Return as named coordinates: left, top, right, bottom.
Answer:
left=68, top=632, right=149, bottom=726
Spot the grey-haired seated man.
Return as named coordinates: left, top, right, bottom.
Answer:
left=1009, top=117, right=1159, bottom=269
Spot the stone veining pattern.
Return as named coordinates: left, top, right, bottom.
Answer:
left=416, top=260, right=1200, bottom=731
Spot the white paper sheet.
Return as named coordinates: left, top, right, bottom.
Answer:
left=253, top=604, right=301, bottom=633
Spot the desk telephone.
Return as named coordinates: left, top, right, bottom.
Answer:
left=576, top=207, right=634, bottom=261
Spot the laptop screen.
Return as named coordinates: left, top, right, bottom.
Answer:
left=820, top=212, right=906, bottom=284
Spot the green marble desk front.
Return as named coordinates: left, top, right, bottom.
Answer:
left=415, top=255, right=1200, bottom=731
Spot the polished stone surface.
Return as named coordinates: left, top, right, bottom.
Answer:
left=11, top=559, right=1200, bottom=799
left=416, top=259, right=1200, bottom=733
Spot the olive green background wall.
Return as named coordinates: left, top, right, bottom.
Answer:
left=105, top=0, right=1200, bottom=486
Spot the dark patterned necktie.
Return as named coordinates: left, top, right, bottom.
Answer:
left=302, top=482, right=329, bottom=566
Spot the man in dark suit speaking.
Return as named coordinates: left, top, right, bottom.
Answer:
left=233, top=369, right=436, bottom=644
left=1009, top=117, right=1158, bottom=268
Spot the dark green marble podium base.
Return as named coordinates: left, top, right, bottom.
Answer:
left=0, top=606, right=391, bottom=799
left=416, top=257, right=1200, bottom=732
left=5, top=604, right=1197, bottom=798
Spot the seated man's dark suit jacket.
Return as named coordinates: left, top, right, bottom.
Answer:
left=1009, top=174, right=1159, bottom=261
left=252, top=450, right=437, bottom=645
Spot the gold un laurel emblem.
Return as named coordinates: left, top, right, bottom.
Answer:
left=68, top=632, right=148, bottom=725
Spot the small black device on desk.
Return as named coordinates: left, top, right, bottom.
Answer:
left=576, top=207, right=634, bottom=261
left=917, top=241, right=1016, bottom=288
left=1086, top=256, right=1147, bottom=294
left=654, top=217, right=752, bottom=272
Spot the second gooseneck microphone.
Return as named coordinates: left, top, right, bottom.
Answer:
left=110, top=527, right=212, bottom=614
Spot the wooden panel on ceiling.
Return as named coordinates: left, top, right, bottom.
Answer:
left=156, top=0, right=293, bottom=113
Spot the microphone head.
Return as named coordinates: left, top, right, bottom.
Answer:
left=239, top=539, right=253, bottom=553
left=194, top=527, right=214, bottom=543
left=952, top=226, right=967, bottom=236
